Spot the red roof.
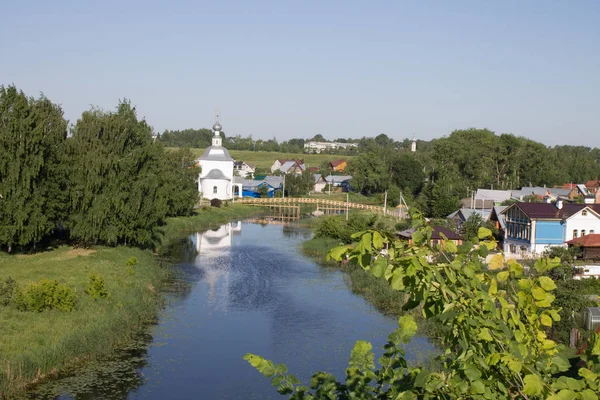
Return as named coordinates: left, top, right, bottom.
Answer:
left=330, top=159, right=346, bottom=167
left=511, top=203, right=600, bottom=219
left=585, top=179, right=600, bottom=189
left=566, top=234, right=600, bottom=247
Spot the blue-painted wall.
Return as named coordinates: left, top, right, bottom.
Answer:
left=535, top=221, right=564, bottom=244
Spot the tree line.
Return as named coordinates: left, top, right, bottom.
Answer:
left=346, top=128, right=600, bottom=218
left=0, top=86, right=199, bottom=252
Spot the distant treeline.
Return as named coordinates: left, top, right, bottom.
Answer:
left=0, top=86, right=199, bottom=252
left=157, top=130, right=365, bottom=154
left=346, top=129, right=600, bottom=217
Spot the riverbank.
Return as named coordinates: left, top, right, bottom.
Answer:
left=301, top=236, right=406, bottom=316
left=0, top=204, right=260, bottom=398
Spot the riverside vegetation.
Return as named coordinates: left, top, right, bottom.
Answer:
left=248, top=214, right=600, bottom=398
left=0, top=85, right=263, bottom=397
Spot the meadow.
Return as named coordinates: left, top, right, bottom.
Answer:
left=172, top=147, right=354, bottom=170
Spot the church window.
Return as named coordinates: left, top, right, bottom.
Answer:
left=591, top=230, right=595, bottom=234
left=583, top=210, right=588, bottom=216
left=582, top=230, right=586, bottom=236
left=213, top=186, right=218, bottom=194
left=573, top=230, right=578, bottom=238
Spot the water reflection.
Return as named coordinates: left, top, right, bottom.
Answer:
left=26, top=221, right=435, bottom=400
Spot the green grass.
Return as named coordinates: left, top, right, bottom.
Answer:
left=0, top=204, right=262, bottom=398
left=169, top=148, right=354, bottom=170
left=0, top=246, right=164, bottom=397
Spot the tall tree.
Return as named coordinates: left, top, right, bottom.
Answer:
left=67, top=101, right=170, bottom=247
left=0, top=86, right=68, bottom=251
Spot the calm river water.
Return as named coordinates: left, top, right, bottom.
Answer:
left=28, top=222, right=433, bottom=399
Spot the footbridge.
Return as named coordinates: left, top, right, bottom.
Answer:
left=238, top=197, right=407, bottom=219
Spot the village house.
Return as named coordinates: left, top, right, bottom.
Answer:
left=567, top=234, right=600, bottom=260
left=270, top=159, right=305, bottom=174
left=447, top=208, right=492, bottom=231
left=312, top=174, right=327, bottom=192
left=328, top=159, right=347, bottom=172
left=501, top=201, right=600, bottom=256
left=233, top=161, right=255, bottom=179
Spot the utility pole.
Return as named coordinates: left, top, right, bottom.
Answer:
left=346, top=192, right=349, bottom=221
left=384, top=191, right=388, bottom=215
left=282, top=174, right=285, bottom=198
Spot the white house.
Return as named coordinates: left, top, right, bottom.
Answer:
left=233, top=161, right=255, bottom=178
left=313, top=174, right=327, bottom=192
left=303, top=141, right=357, bottom=153
left=197, top=120, right=242, bottom=200
left=563, top=205, right=600, bottom=242
left=271, top=159, right=305, bottom=174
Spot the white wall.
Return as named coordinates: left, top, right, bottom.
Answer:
left=564, top=209, right=600, bottom=241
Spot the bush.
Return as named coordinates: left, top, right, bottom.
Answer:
left=0, top=277, right=18, bottom=306
left=210, top=198, right=222, bottom=207
left=85, top=273, right=110, bottom=300
left=16, top=279, right=76, bottom=312
left=125, top=256, right=139, bottom=267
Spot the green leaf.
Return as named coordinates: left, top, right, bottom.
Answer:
left=372, top=231, right=385, bottom=250
left=540, top=313, right=553, bottom=327
left=372, top=257, right=387, bottom=278
left=397, top=315, right=418, bottom=343
left=445, top=240, right=457, bottom=253
left=497, top=271, right=509, bottom=282
left=488, top=254, right=504, bottom=270
left=532, top=287, right=547, bottom=301
left=580, top=389, right=599, bottom=400
left=539, top=276, right=557, bottom=291
left=547, top=389, right=577, bottom=400
left=464, top=366, right=482, bottom=381
left=470, top=380, right=485, bottom=394
left=271, top=375, right=284, bottom=387
left=478, top=327, right=493, bottom=342
left=478, top=227, right=493, bottom=239
left=287, top=374, right=301, bottom=385
left=523, top=373, right=543, bottom=396
left=360, top=232, right=372, bottom=254
left=391, top=268, right=405, bottom=291
left=327, top=245, right=350, bottom=261
left=488, top=279, right=497, bottom=296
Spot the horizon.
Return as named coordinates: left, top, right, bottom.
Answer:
left=2, top=0, right=598, bottom=147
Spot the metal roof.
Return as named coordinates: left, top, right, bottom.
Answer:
left=324, top=175, right=352, bottom=184
left=199, top=146, right=234, bottom=162
left=203, top=169, right=230, bottom=180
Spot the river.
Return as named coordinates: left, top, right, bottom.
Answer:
left=27, top=221, right=434, bottom=399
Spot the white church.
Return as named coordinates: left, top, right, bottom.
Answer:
left=197, top=118, right=243, bottom=200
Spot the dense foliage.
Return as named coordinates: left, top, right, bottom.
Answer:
left=0, top=86, right=68, bottom=251
left=246, top=218, right=600, bottom=398
left=0, top=86, right=199, bottom=250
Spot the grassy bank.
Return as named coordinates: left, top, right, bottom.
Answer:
left=302, top=237, right=406, bottom=316
left=0, top=204, right=261, bottom=398
left=0, top=246, right=164, bottom=397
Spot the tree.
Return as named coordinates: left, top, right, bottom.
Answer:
left=0, top=86, right=68, bottom=251
left=160, top=148, right=200, bottom=216
left=246, top=220, right=600, bottom=398
left=67, top=101, right=171, bottom=247
left=284, top=171, right=314, bottom=197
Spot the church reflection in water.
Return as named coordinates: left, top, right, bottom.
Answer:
left=191, top=221, right=242, bottom=307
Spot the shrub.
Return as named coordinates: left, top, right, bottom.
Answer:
left=210, top=198, right=222, bottom=207
left=0, top=277, right=18, bottom=306
left=85, top=273, right=110, bottom=300
left=125, top=256, right=139, bottom=267
left=17, top=279, right=76, bottom=312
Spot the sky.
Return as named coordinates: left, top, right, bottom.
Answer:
left=1, top=0, right=598, bottom=146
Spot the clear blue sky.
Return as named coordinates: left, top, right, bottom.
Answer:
left=1, top=0, right=598, bottom=145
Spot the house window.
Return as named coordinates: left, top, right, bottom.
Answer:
left=213, top=186, right=218, bottom=194
left=573, top=230, right=578, bottom=238
left=582, top=230, right=586, bottom=236
left=583, top=210, right=588, bottom=216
